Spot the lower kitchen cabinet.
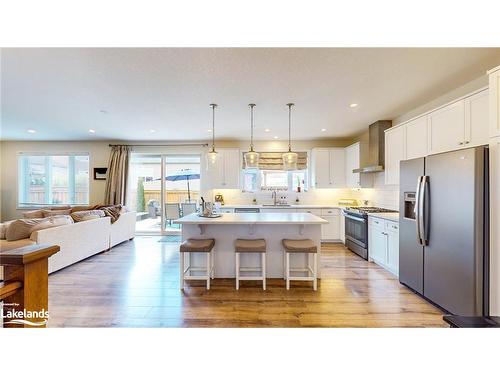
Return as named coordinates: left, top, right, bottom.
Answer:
left=321, top=215, right=340, bottom=241
left=368, top=217, right=399, bottom=276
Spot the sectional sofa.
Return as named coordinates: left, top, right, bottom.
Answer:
left=0, top=211, right=136, bottom=279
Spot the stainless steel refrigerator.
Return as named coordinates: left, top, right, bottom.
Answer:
left=399, top=146, right=489, bottom=316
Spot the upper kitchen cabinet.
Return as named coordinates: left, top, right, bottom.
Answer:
left=384, top=125, right=405, bottom=185
left=205, top=148, right=241, bottom=189
left=465, top=89, right=489, bottom=148
left=405, top=116, right=428, bottom=160
left=489, top=68, right=500, bottom=138
left=428, top=100, right=465, bottom=154
left=311, top=148, right=345, bottom=188
left=345, top=142, right=373, bottom=188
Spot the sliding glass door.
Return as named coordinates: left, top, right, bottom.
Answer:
left=128, top=153, right=200, bottom=235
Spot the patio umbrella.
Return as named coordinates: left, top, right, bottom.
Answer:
left=162, top=169, right=200, bottom=202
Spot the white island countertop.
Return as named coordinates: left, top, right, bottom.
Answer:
left=175, top=212, right=328, bottom=225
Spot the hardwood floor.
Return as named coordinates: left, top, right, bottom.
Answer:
left=47, top=237, right=446, bottom=327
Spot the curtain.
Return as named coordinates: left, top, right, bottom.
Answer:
left=241, top=151, right=308, bottom=170
left=104, top=145, right=131, bottom=205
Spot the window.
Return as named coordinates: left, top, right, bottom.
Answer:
left=242, top=169, right=308, bottom=192
left=18, top=153, right=90, bottom=207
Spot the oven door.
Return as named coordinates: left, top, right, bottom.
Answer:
left=344, top=214, right=368, bottom=259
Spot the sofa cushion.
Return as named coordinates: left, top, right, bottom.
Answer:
left=0, top=238, right=36, bottom=252
left=70, top=205, right=95, bottom=213
left=42, top=209, right=72, bottom=217
left=32, top=215, right=74, bottom=231
left=22, top=209, right=45, bottom=219
left=71, top=209, right=106, bottom=222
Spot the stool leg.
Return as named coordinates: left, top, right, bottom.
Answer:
left=283, top=250, right=286, bottom=280
left=286, top=252, right=290, bottom=290
left=206, top=252, right=211, bottom=290
left=235, top=252, right=240, bottom=290
left=313, top=253, right=318, bottom=291
left=262, top=253, right=266, bottom=291
left=180, top=252, right=185, bottom=290
left=211, top=250, right=215, bottom=279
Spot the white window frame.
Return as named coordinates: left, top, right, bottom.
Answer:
left=240, top=150, right=310, bottom=193
left=17, top=152, right=91, bottom=208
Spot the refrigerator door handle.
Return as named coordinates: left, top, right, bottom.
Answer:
left=415, top=176, right=423, bottom=245
left=420, top=175, right=429, bottom=245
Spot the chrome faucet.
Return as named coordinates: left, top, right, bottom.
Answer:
left=272, top=190, right=277, bottom=206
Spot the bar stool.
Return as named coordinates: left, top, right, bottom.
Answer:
left=179, top=238, right=215, bottom=290
left=234, top=239, right=267, bottom=290
left=282, top=239, right=318, bottom=291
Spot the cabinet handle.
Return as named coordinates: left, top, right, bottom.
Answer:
left=459, top=142, right=463, bottom=145
left=465, top=141, right=470, bottom=144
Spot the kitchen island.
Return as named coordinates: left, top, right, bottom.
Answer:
left=174, top=213, right=327, bottom=278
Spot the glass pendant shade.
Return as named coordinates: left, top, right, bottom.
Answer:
left=282, top=150, right=298, bottom=170
left=207, top=149, right=218, bottom=164
left=244, top=103, right=260, bottom=169
left=244, top=150, right=260, bottom=169
left=207, top=103, right=218, bottom=165
left=282, top=102, right=298, bottom=170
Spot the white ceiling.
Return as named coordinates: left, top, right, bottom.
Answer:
left=1, top=48, right=500, bottom=141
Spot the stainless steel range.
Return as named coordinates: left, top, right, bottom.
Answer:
left=343, top=206, right=397, bottom=260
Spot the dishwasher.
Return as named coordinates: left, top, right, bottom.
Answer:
left=234, top=207, right=261, bottom=213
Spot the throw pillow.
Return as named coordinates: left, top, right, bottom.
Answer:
left=71, top=209, right=106, bottom=222
left=42, top=209, right=72, bottom=217
left=22, top=210, right=45, bottom=219
left=0, top=220, right=16, bottom=240
left=5, top=218, right=50, bottom=241
left=31, top=215, right=74, bottom=232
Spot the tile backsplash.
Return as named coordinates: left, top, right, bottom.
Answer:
left=209, top=171, right=400, bottom=210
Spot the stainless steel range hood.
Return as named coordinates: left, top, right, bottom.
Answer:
left=353, top=120, right=392, bottom=173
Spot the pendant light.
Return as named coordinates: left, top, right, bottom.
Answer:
left=282, top=103, right=298, bottom=170
left=207, top=103, right=218, bottom=164
left=244, top=103, right=260, bottom=169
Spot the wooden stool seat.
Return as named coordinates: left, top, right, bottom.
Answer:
left=282, top=239, right=317, bottom=253
left=180, top=238, right=215, bottom=252
left=180, top=238, right=216, bottom=290
left=235, top=239, right=266, bottom=253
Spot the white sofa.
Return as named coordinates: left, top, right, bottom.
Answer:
left=0, top=211, right=136, bottom=279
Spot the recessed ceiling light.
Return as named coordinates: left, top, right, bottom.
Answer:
left=273, top=136, right=279, bottom=139
left=349, top=103, right=358, bottom=108
left=207, top=129, right=212, bottom=132
left=264, top=128, right=271, bottom=132
left=149, top=129, right=156, bottom=133
left=27, top=129, right=36, bottom=133
left=321, top=128, right=327, bottom=132
left=89, top=129, right=96, bottom=133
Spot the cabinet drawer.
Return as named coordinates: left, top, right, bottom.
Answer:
left=219, top=208, right=234, bottom=213
left=368, top=217, right=385, bottom=231
left=321, top=208, right=339, bottom=216
left=296, top=208, right=322, bottom=215
left=385, top=220, right=399, bottom=233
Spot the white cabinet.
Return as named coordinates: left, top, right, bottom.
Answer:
left=384, top=126, right=406, bottom=185
left=489, top=136, right=500, bottom=316
left=429, top=100, right=465, bottom=154
left=344, top=142, right=373, bottom=188
left=320, top=208, right=340, bottom=241
left=312, top=148, right=345, bottom=188
left=205, top=148, right=241, bottom=189
left=489, top=68, right=500, bottom=137
left=368, top=217, right=399, bottom=276
left=465, top=89, right=489, bottom=148
left=405, top=117, right=428, bottom=160
left=340, top=211, right=345, bottom=244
